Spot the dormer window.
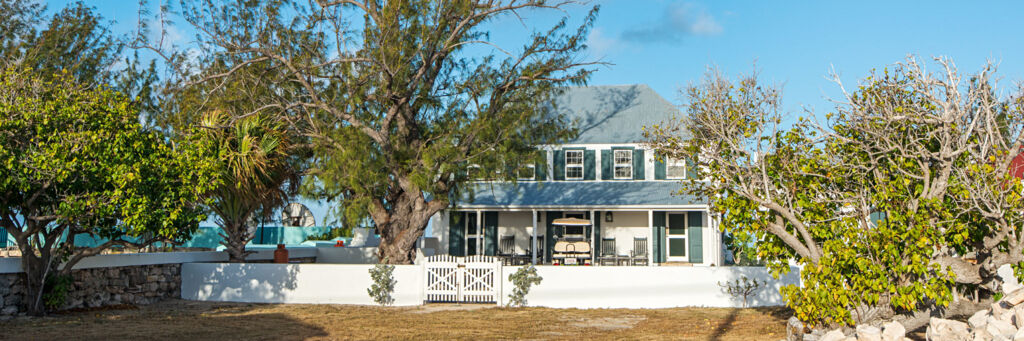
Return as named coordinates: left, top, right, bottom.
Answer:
left=565, top=150, right=583, bottom=180
left=666, top=157, right=687, bottom=180
left=613, top=150, right=633, bottom=179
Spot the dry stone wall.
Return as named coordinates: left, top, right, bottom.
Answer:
left=0, top=263, right=181, bottom=318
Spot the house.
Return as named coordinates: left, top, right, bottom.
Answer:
left=427, top=84, right=723, bottom=266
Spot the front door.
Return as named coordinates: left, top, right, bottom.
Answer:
left=666, top=213, right=687, bottom=261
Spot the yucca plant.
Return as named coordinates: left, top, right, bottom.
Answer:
left=201, top=110, right=300, bottom=262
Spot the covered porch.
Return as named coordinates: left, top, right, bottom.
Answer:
left=439, top=208, right=721, bottom=266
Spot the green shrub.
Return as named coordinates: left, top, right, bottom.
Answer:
left=43, top=274, right=74, bottom=311
left=507, top=265, right=542, bottom=307
left=367, top=263, right=396, bottom=306
left=305, top=227, right=352, bottom=242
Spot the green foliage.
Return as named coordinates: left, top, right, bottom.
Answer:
left=507, top=265, right=543, bottom=308
left=305, top=228, right=352, bottom=242
left=0, top=67, right=217, bottom=314
left=367, top=263, right=396, bottom=306
left=42, top=274, right=73, bottom=311
left=647, top=60, right=1024, bottom=327
left=718, top=276, right=764, bottom=308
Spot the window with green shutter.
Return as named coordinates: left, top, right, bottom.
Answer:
left=632, top=149, right=645, bottom=180
left=584, top=150, right=596, bottom=180
left=553, top=149, right=565, bottom=180
left=448, top=211, right=465, bottom=256
left=601, top=150, right=612, bottom=180
left=654, top=156, right=666, bottom=180
left=688, top=211, right=703, bottom=264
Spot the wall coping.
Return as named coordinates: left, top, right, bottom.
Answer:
left=0, top=246, right=320, bottom=274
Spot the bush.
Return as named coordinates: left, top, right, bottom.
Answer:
left=367, top=263, right=396, bottom=306
left=43, top=274, right=74, bottom=311
left=507, top=265, right=542, bottom=307
left=305, top=227, right=352, bottom=242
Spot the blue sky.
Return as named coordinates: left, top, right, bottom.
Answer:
left=60, top=0, right=1024, bottom=116
left=47, top=0, right=1024, bottom=226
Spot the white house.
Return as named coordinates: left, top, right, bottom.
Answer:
left=427, top=84, right=724, bottom=266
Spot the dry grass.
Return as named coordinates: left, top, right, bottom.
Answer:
left=0, top=300, right=791, bottom=340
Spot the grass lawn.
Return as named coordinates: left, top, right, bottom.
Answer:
left=0, top=300, right=791, bottom=340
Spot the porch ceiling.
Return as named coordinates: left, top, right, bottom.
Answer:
left=457, top=181, right=704, bottom=208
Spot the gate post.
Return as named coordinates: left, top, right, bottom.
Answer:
left=495, top=258, right=504, bottom=306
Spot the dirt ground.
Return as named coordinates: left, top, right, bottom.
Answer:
left=0, top=300, right=791, bottom=340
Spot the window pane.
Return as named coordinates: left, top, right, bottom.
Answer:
left=518, top=166, right=535, bottom=179
left=614, top=166, right=632, bottom=178
left=566, top=150, right=583, bottom=165
left=614, top=150, right=632, bottom=165
left=669, top=238, right=686, bottom=257
left=666, top=158, right=687, bottom=179
left=566, top=166, right=583, bottom=179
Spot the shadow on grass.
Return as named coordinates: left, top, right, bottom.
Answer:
left=0, top=302, right=330, bottom=341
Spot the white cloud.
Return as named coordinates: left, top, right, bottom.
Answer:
left=619, top=2, right=722, bottom=44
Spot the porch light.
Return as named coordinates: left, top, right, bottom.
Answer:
left=605, top=211, right=613, bottom=222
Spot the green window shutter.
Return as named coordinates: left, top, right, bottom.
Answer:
left=654, top=156, right=666, bottom=180
left=688, top=211, right=703, bottom=264
left=584, top=149, right=596, bottom=180
left=484, top=212, right=499, bottom=256
left=535, top=151, right=547, bottom=181
left=553, top=149, right=565, bottom=180
left=686, top=156, right=698, bottom=179
left=633, top=149, right=646, bottom=180
left=545, top=211, right=562, bottom=262
left=653, top=212, right=666, bottom=263
left=448, top=211, right=465, bottom=256
left=601, top=150, right=612, bottom=180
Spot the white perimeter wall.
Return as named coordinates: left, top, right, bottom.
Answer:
left=315, top=247, right=378, bottom=264
left=500, top=265, right=800, bottom=308
left=181, top=263, right=799, bottom=309
left=181, top=263, right=424, bottom=306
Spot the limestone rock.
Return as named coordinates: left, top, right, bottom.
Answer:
left=927, top=318, right=970, bottom=341
left=1, top=306, right=17, bottom=316
left=856, top=325, right=881, bottom=341
left=987, top=315, right=1018, bottom=339
left=881, top=321, right=905, bottom=341
left=1007, top=287, right=1024, bottom=307
left=1015, top=306, right=1024, bottom=329
left=820, top=329, right=847, bottom=341
left=974, top=329, right=993, bottom=341
left=1000, top=264, right=1023, bottom=295
left=787, top=316, right=805, bottom=341
left=970, top=310, right=991, bottom=329
left=1013, top=327, right=1024, bottom=341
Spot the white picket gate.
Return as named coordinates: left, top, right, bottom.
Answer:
left=423, top=255, right=501, bottom=304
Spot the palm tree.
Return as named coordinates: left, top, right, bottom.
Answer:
left=201, top=110, right=299, bottom=262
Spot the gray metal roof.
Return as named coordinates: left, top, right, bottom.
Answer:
left=456, top=181, right=705, bottom=208
left=553, top=84, right=682, bottom=144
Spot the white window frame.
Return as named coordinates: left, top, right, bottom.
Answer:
left=613, top=149, right=633, bottom=180
left=467, top=164, right=483, bottom=180
left=666, top=157, right=688, bottom=180
left=517, top=164, right=536, bottom=180
left=565, top=150, right=584, bottom=180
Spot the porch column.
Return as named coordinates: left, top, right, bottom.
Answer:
left=476, top=209, right=483, bottom=256
left=590, top=210, right=597, bottom=263
left=531, top=210, right=538, bottom=265
left=648, top=210, right=654, bottom=266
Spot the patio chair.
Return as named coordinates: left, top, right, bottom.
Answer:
left=598, top=238, right=620, bottom=266
left=631, top=237, right=649, bottom=266
left=498, top=235, right=516, bottom=265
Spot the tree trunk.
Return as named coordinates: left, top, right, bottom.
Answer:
left=374, top=192, right=444, bottom=264
left=221, top=222, right=254, bottom=263
left=17, top=243, right=50, bottom=316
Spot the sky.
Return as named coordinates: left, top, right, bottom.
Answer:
left=44, top=0, right=1024, bottom=226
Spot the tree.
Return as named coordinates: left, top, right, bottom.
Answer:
left=0, top=68, right=217, bottom=315
left=646, top=58, right=1024, bottom=330
left=194, top=110, right=302, bottom=262
left=170, top=0, right=598, bottom=263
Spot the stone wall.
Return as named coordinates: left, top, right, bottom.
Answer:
left=0, top=263, right=181, bottom=317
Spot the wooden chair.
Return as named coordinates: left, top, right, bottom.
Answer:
left=498, top=235, right=516, bottom=265
left=598, top=238, right=620, bottom=266
left=631, top=237, right=649, bottom=266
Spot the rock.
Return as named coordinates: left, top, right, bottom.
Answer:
left=1014, top=327, right=1024, bottom=341
left=1000, top=264, right=1023, bottom=294
left=856, top=325, right=881, bottom=341
left=1015, top=306, right=1024, bottom=329
left=1, top=306, right=17, bottom=316
left=820, top=329, right=847, bottom=341
left=974, top=329, right=993, bottom=341
left=970, top=310, right=991, bottom=329
left=787, top=316, right=805, bottom=341
left=881, top=321, right=905, bottom=341
left=1007, top=287, right=1024, bottom=306
left=927, top=317, right=970, bottom=341
left=988, top=315, right=1018, bottom=339
left=996, top=302, right=1014, bottom=318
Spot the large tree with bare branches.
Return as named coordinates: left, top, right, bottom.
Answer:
left=162, top=0, right=597, bottom=263
left=647, top=58, right=1024, bottom=330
